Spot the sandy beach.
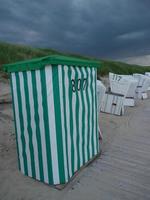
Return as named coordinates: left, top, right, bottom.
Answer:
left=1, top=78, right=150, bottom=200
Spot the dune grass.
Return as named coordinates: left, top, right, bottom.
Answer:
left=0, top=42, right=150, bottom=77
left=98, top=60, right=150, bottom=76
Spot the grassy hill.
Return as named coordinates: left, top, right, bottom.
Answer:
left=0, top=42, right=150, bottom=77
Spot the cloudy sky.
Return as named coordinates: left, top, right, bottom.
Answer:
left=1, top=0, right=150, bottom=62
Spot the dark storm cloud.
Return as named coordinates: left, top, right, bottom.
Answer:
left=1, top=0, right=150, bottom=59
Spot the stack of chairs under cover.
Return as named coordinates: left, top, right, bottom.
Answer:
left=133, top=73, right=150, bottom=99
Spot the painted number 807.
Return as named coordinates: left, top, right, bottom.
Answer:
left=71, top=78, right=87, bottom=92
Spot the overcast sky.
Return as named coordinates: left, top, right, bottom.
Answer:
left=1, top=0, right=150, bottom=60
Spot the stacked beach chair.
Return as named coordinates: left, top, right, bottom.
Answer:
left=133, top=73, right=150, bottom=99
left=145, top=72, right=150, bottom=91
left=97, top=80, right=106, bottom=113
left=97, top=72, right=150, bottom=118
left=100, top=73, right=132, bottom=115
left=97, top=80, right=106, bottom=139
left=95, top=71, right=150, bottom=143
left=119, top=75, right=138, bottom=106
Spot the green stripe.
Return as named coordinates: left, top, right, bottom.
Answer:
left=90, top=68, right=95, bottom=156
left=10, top=74, right=21, bottom=170
left=23, top=72, right=36, bottom=178
left=95, top=69, right=100, bottom=153
left=93, top=70, right=97, bottom=155
left=52, top=66, right=66, bottom=184
left=15, top=72, right=28, bottom=175
left=74, top=67, right=80, bottom=169
left=40, top=69, right=54, bottom=184
left=85, top=68, right=91, bottom=161
left=61, top=66, right=70, bottom=179
left=80, top=68, right=86, bottom=165
left=31, top=71, right=44, bottom=181
left=68, top=67, right=74, bottom=174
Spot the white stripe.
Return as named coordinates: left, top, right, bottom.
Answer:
left=106, top=94, right=114, bottom=113
left=26, top=71, right=40, bottom=180
left=76, top=67, right=83, bottom=167
left=81, top=67, right=88, bottom=163
left=87, top=68, right=93, bottom=159
left=35, top=70, right=49, bottom=183
left=45, top=66, right=60, bottom=184
left=112, top=95, right=116, bottom=114
left=71, top=67, right=78, bottom=171
left=19, top=72, right=32, bottom=177
left=11, top=73, right=25, bottom=173
left=64, top=65, right=72, bottom=177
left=58, top=65, right=68, bottom=182
left=92, top=69, right=97, bottom=155
left=115, top=96, right=119, bottom=115
left=116, top=96, right=121, bottom=115
left=118, top=96, right=124, bottom=115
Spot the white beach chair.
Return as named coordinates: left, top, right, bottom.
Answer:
left=109, top=73, right=131, bottom=96
left=145, top=72, right=150, bottom=77
left=133, top=74, right=150, bottom=99
left=97, top=80, right=106, bottom=113
left=97, top=80, right=106, bottom=140
left=119, top=75, right=138, bottom=106
left=101, top=91, right=125, bottom=115
left=100, top=73, right=131, bottom=115
left=145, top=72, right=150, bottom=91
left=109, top=72, right=135, bottom=107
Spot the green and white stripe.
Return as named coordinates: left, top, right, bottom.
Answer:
left=11, top=65, right=99, bottom=185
